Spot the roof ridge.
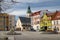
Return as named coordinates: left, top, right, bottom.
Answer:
left=51, top=12, right=58, bottom=20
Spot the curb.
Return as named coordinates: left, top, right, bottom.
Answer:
left=39, top=32, right=59, bottom=34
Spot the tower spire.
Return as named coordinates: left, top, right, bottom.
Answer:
left=26, top=5, right=32, bottom=18
left=27, top=5, right=32, bottom=14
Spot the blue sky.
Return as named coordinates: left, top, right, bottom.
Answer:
left=7, top=0, right=60, bottom=16
left=5, top=0, right=60, bottom=20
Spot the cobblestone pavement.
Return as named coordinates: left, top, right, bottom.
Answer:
left=0, top=31, right=59, bottom=40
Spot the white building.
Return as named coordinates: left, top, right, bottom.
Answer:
left=9, top=15, right=16, bottom=29
left=16, top=17, right=31, bottom=31
left=16, top=17, right=23, bottom=31
left=31, top=11, right=41, bottom=31
left=51, top=11, right=60, bottom=32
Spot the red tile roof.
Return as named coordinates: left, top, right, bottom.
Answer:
left=46, top=13, right=55, bottom=17
left=31, top=11, right=41, bottom=16
left=31, top=10, right=50, bottom=16
left=51, top=11, right=60, bottom=20
left=31, top=10, right=60, bottom=20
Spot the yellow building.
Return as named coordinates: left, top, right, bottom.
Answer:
left=40, top=12, right=52, bottom=31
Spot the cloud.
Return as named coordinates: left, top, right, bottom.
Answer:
left=9, top=10, right=27, bottom=16
left=8, top=6, right=60, bottom=16
left=14, top=0, right=54, bottom=3
left=14, top=0, right=39, bottom=3
left=5, top=0, right=60, bottom=16
left=31, top=6, right=60, bottom=12
left=13, top=0, right=60, bottom=10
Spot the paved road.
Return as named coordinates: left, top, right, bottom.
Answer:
left=0, top=31, right=59, bottom=40
left=13, top=31, right=59, bottom=40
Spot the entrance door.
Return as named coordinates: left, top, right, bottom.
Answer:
left=44, top=26, right=47, bottom=31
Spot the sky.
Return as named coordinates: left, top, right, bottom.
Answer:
left=4, top=0, right=60, bottom=20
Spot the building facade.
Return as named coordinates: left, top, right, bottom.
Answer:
left=0, top=13, right=9, bottom=30
left=16, top=17, right=31, bottom=31
left=51, top=11, right=60, bottom=32
left=0, top=13, right=16, bottom=31
left=40, top=12, right=52, bottom=31
left=9, top=15, right=16, bottom=29
left=31, top=11, right=41, bottom=31
left=16, top=17, right=23, bottom=31
left=40, top=10, right=60, bottom=32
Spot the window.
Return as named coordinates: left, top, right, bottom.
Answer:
left=53, top=20, right=58, bottom=25
left=36, top=21, right=39, bottom=24
left=54, top=21, right=55, bottom=25
left=49, top=21, right=51, bottom=23
left=57, top=20, right=58, bottom=25
left=58, top=20, right=60, bottom=24
left=52, top=21, right=54, bottom=25
left=10, top=20, right=11, bottom=22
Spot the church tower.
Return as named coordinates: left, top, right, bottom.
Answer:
left=26, top=6, right=32, bottom=18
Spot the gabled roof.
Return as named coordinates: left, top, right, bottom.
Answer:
left=40, top=11, right=60, bottom=20
left=19, top=17, right=31, bottom=24
left=31, top=11, right=41, bottom=16
left=46, top=13, right=55, bottom=17
left=51, top=11, right=60, bottom=20
left=40, top=11, right=55, bottom=20
left=31, top=10, right=52, bottom=16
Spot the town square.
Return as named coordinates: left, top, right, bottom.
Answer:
left=0, top=31, right=59, bottom=40
left=0, top=0, right=60, bottom=40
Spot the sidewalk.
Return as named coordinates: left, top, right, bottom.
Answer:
left=39, top=31, right=58, bottom=34
left=57, top=31, right=60, bottom=34
left=8, top=36, right=14, bottom=40
left=0, top=32, right=14, bottom=40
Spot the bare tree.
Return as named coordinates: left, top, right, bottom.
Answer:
left=0, top=0, right=19, bottom=13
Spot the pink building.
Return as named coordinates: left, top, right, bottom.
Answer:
left=31, top=11, right=41, bottom=31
